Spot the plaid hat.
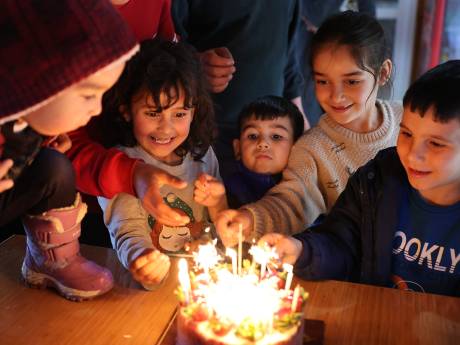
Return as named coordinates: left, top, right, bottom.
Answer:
left=0, top=0, right=139, bottom=124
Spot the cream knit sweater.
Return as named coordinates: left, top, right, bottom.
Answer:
left=243, top=99, right=403, bottom=237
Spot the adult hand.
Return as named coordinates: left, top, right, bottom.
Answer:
left=200, top=47, right=236, bottom=93
left=0, top=159, right=14, bottom=193
left=133, top=161, right=189, bottom=226
left=215, top=208, right=253, bottom=247
left=129, top=248, right=171, bottom=286
left=258, top=233, right=303, bottom=265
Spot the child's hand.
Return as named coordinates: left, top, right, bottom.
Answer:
left=215, top=209, right=253, bottom=247
left=194, top=173, right=226, bottom=207
left=47, top=134, right=72, bottom=153
left=133, top=162, right=189, bottom=226
left=129, top=248, right=171, bottom=286
left=0, top=159, right=14, bottom=193
left=199, top=47, right=236, bottom=93
left=258, top=233, right=303, bottom=265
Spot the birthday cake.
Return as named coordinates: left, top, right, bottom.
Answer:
left=175, top=244, right=308, bottom=345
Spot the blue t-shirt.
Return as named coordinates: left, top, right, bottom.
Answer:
left=391, top=186, right=460, bottom=297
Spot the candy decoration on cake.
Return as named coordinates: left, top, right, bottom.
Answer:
left=175, top=239, right=309, bottom=345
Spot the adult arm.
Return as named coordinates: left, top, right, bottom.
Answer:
left=284, top=0, right=309, bottom=128
left=171, top=0, right=235, bottom=93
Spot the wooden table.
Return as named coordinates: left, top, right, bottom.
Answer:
left=0, top=235, right=179, bottom=345
left=1, top=235, right=459, bottom=345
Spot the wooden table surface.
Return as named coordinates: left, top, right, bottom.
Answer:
left=1, top=235, right=459, bottom=345
left=0, top=235, right=179, bottom=345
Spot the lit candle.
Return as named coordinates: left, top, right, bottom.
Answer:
left=193, top=241, right=220, bottom=278
left=238, top=223, right=243, bottom=276
left=251, top=239, right=257, bottom=271
left=283, top=263, right=293, bottom=291
left=291, top=285, right=300, bottom=312
left=260, top=260, right=266, bottom=280
left=226, top=247, right=237, bottom=275
left=178, top=258, right=191, bottom=304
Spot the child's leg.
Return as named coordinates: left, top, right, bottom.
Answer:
left=0, top=149, right=113, bottom=301
left=0, top=149, right=75, bottom=225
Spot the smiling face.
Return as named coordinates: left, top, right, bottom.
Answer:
left=158, top=225, right=191, bottom=252
left=233, top=115, right=294, bottom=175
left=125, top=89, right=194, bottom=165
left=24, top=62, right=125, bottom=136
left=397, top=107, right=460, bottom=206
left=313, top=44, right=391, bottom=133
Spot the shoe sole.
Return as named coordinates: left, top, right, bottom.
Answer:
left=21, top=262, right=113, bottom=302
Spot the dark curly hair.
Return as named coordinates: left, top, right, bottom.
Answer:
left=101, top=39, right=216, bottom=160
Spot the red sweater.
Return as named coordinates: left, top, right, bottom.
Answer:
left=67, top=0, right=176, bottom=198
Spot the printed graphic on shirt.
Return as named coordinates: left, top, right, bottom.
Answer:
left=148, top=193, right=204, bottom=254
left=391, top=230, right=460, bottom=295
left=391, top=186, right=460, bottom=297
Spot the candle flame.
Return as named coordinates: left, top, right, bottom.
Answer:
left=195, top=269, right=284, bottom=327
left=193, top=240, right=221, bottom=274
left=249, top=244, right=278, bottom=265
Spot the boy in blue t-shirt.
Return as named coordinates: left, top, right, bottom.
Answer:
left=260, top=60, right=460, bottom=297
left=224, top=95, right=304, bottom=208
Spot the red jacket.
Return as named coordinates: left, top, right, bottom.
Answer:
left=67, top=0, right=176, bottom=198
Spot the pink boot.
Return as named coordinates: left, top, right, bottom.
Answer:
left=21, top=194, right=113, bottom=301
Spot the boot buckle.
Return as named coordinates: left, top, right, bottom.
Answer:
left=44, top=241, right=79, bottom=262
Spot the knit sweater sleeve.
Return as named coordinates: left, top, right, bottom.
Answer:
left=98, top=193, right=155, bottom=270
left=243, top=135, right=326, bottom=237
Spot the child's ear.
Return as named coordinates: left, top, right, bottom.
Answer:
left=119, top=105, right=131, bottom=122
left=232, top=139, right=241, bottom=160
left=378, top=59, right=393, bottom=86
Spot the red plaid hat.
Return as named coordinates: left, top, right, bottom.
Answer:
left=0, top=0, right=139, bottom=123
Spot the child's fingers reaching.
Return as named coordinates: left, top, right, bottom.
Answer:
left=193, top=188, right=209, bottom=202
left=0, top=159, right=14, bottom=193
left=207, top=180, right=226, bottom=196
left=0, top=179, right=14, bottom=193
left=130, top=249, right=171, bottom=284
left=0, top=159, right=13, bottom=178
left=215, top=209, right=246, bottom=247
left=152, top=200, right=189, bottom=226
left=258, top=233, right=284, bottom=247
left=134, top=163, right=189, bottom=226
left=259, top=235, right=302, bottom=265
left=143, top=260, right=170, bottom=284
left=142, top=185, right=189, bottom=226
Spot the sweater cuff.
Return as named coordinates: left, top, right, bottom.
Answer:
left=242, top=205, right=264, bottom=242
